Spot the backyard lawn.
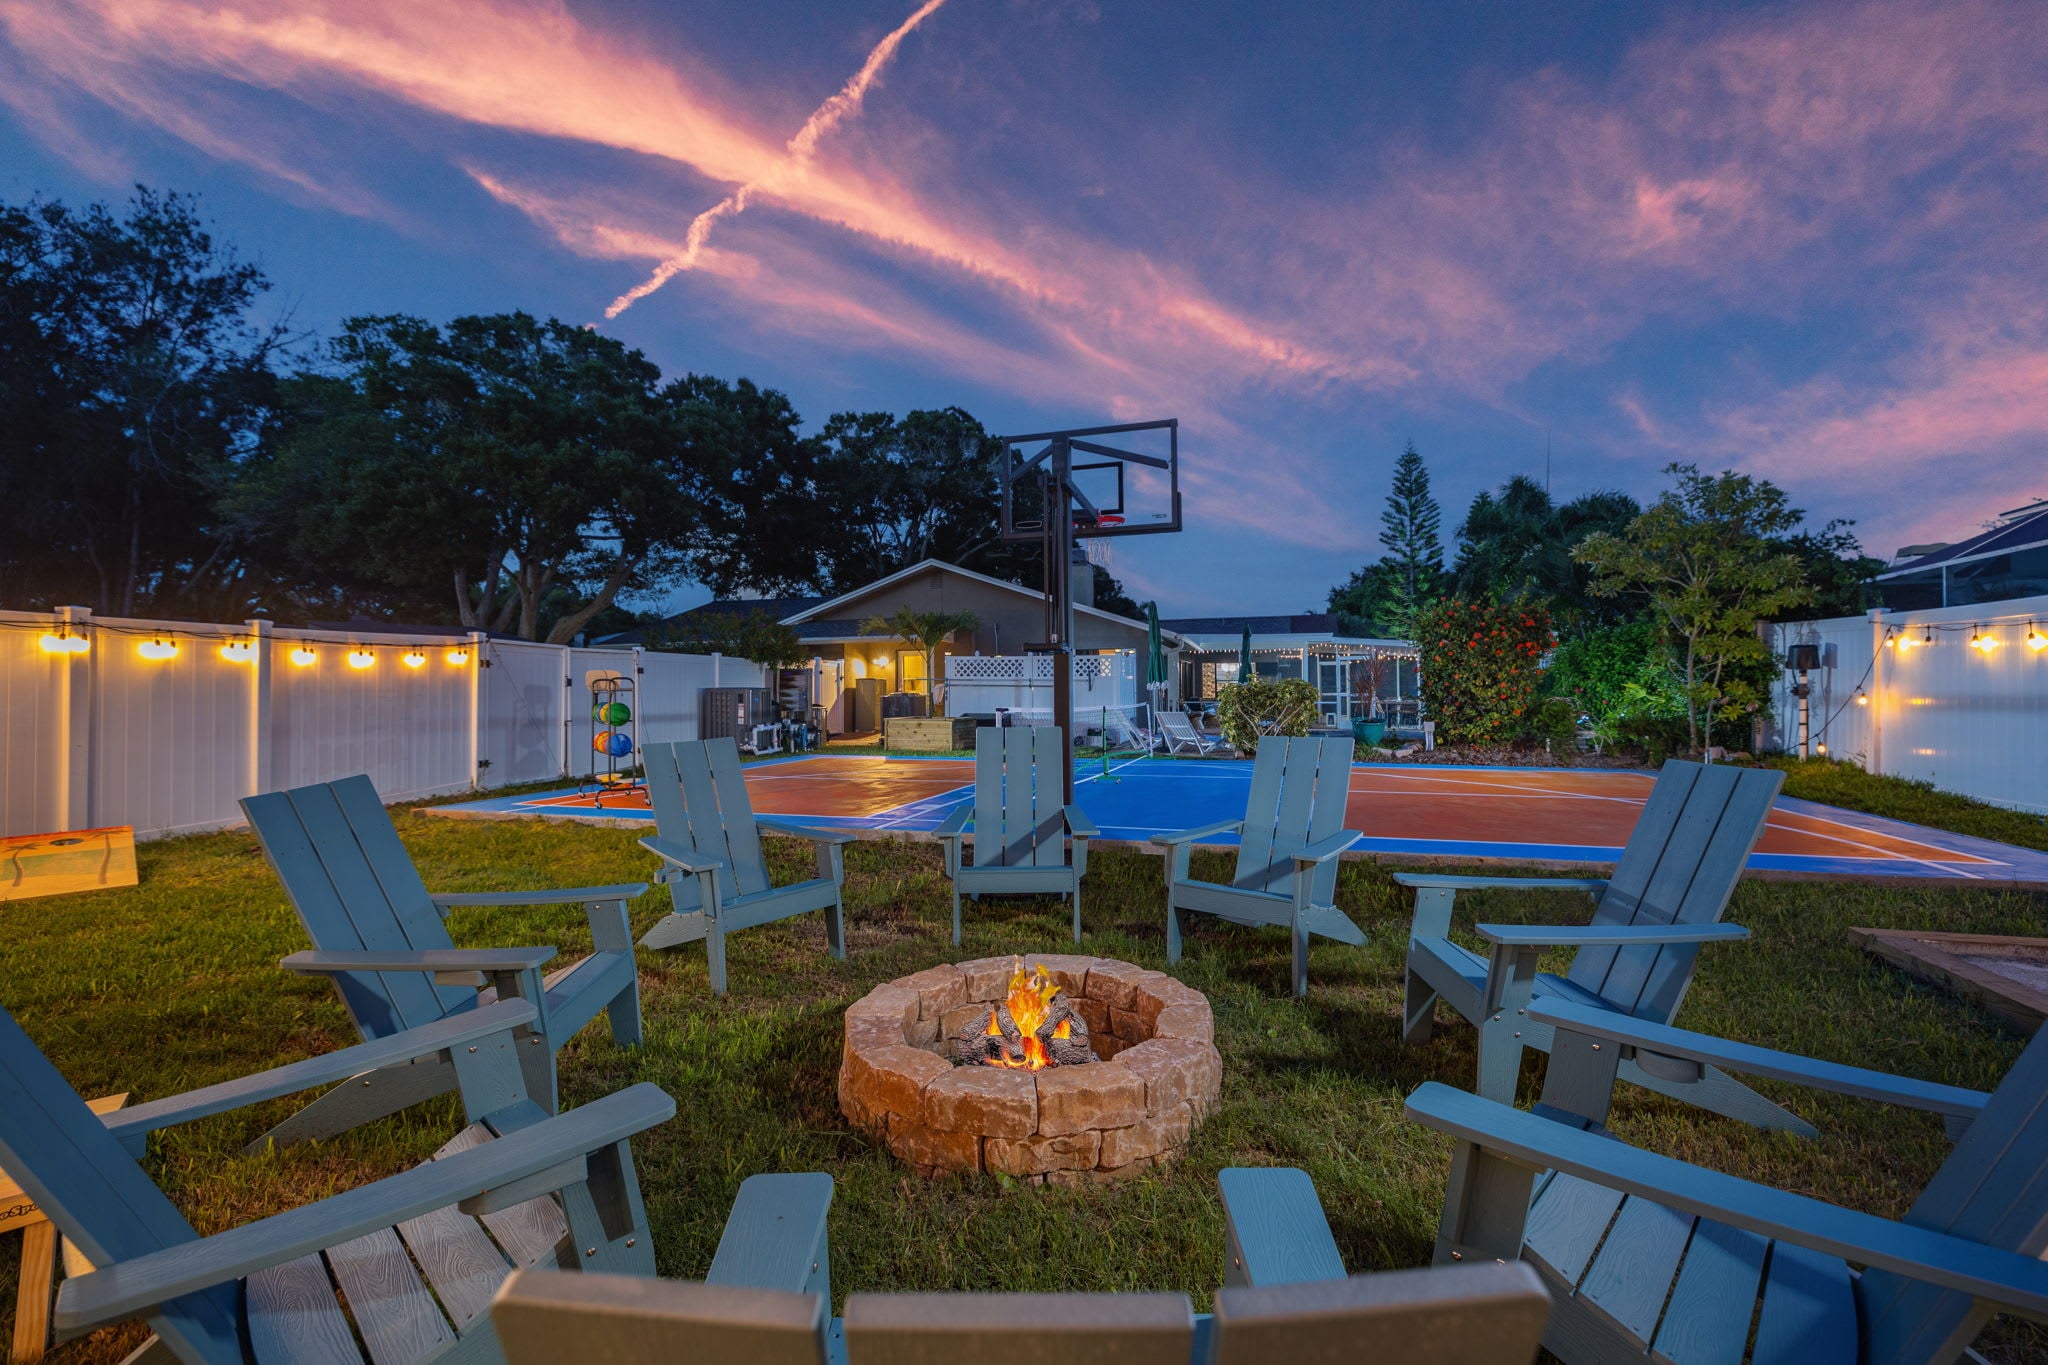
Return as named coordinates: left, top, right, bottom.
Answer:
left=4, top=759, right=2045, bottom=1361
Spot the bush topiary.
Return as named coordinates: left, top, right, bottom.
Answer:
left=1413, top=599, right=1554, bottom=745
left=1215, top=677, right=1320, bottom=755
left=1526, top=696, right=1582, bottom=758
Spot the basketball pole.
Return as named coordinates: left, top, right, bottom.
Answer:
left=1045, top=434, right=1077, bottom=804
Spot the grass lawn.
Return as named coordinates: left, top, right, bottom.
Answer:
left=4, top=763, right=2045, bottom=1361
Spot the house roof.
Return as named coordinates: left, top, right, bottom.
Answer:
left=1159, top=612, right=1346, bottom=636
left=782, top=558, right=1170, bottom=638
left=1878, top=502, right=2048, bottom=579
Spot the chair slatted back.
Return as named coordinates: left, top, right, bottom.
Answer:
left=1212, top=1264, right=1550, bottom=1364
left=494, top=1269, right=827, bottom=1365
left=243, top=776, right=469, bottom=1041
left=1857, top=1026, right=2048, bottom=1365
left=843, top=1291, right=1194, bottom=1362
left=1232, top=737, right=1354, bottom=905
left=971, top=727, right=1066, bottom=869
left=0, top=1006, right=242, bottom=1357
left=643, top=740, right=772, bottom=899
left=1565, top=761, right=1781, bottom=1023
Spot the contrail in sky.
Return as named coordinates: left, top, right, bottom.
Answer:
left=604, top=0, right=950, bottom=320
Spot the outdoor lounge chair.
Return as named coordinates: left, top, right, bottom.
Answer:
left=490, top=1168, right=1552, bottom=1363
left=636, top=738, right=856, bottom=995
left=242, top=775, right=646, bottom=1149
left=1395, top=759, right=1808, bottom=1133
left=935, top=725, right=1098, bottom=945
left=1153, top=735, right=1363, bottom=996
left=1406, top=997, right=2041, bottom=1364
left=0, top=996, right=674, bottom=1365
left=1158, top=710, right=1231, bottom=756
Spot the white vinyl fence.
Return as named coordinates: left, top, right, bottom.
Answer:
left=1765, top=595, right=2048, bottom=814
left=943, top=652, right=1141, bottom=717
left=0, top=608, right=762, bottom=840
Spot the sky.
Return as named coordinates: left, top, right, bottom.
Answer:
left=3, top=0, right=2045, bottom=616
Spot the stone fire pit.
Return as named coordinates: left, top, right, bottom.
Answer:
left=839, top=955, right=1222, bottom=1185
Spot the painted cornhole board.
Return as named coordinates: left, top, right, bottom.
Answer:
left=0, top=827, right=137, bottom=902
left=1851, top=926, right=2048, bottom=1033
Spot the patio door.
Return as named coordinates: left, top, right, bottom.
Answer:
left=1317, top=658, right=1350, bottom=721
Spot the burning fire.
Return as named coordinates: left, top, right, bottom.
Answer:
left=982, top=961, right=1072, bottom=1071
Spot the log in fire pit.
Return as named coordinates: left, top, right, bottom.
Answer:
left=839, top=955, right=1221, bottom=1185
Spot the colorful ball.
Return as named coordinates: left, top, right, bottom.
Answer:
left=603, top=731, right=634, bottom=757
left=592, top=731, right=614, bottom=754
left=592, top=701, right=632, bottom=725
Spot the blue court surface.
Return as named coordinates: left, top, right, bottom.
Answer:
left=426, top=753, right=2048, bottom=886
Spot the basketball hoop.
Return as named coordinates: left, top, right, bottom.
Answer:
left=1091, top=514, right=1124, bottom=528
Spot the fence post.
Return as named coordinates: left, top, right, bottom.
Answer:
left=1867, top=608, right=1889, bottom=776
left=247, top=618, right=274, bottom=797
left=467, top=631, right=487, bottom=789
left=51, top=606, right=94, bottom=830
left=711, top=651, right=722, bottom=688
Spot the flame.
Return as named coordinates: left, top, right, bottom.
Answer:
left=981, top=960, right=1063, bottom=1070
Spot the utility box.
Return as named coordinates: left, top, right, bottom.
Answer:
left=700, top=687, right=774, bottom=741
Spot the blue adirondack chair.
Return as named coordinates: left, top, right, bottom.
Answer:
left=1151, top=735, right=1363, bottom=996
left=489, top=1168, right=1553, bottom=1364
left=0, top=996, right=674, bottom=1365
left=242, top=775, right=646, bottom=1148
left=1407, top=997, right=2048, bottom=1364
left=933, top=726, right=1100, bottom=945
left=1396, top=760, right=1806, bottom=1133
left=636, top=738, right=857, bottom=995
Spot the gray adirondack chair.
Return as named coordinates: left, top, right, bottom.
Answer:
left=490, top=1168, right=1552, bottom=1364
left=0, top=996, right=674, bottom=1365
left=1151, top=735, right=1363, bottom=996
left=242, top=776, right=646, bottom=1149
left=933, top=726, right=1100, bottom=946
left=1408, top=996, right=2048, bottom=1364
left=636, top=738, right=856, bottom=995
left=1158, top=711, right=1231, bottom=756
left=1396, top=760, right=1804, bottom=1133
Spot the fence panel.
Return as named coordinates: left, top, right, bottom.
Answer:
left=88, top=614, right=258, bottom=839
left=0, top=611, right=64, bottom=837
left=481, top=639, right=568, bottom=788
left=270, top=630, right=474, bottom=804
left=944, top=652, right=1137, bottom=715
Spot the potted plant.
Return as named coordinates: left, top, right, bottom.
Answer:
left=1350, top=654, right=1392, bottom=747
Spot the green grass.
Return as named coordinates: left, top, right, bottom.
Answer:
left=4, top=764, right=2046, bottom=1360
left=1770, top=755, right=2048, bottom=853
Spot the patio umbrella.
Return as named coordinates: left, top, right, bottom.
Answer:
left=1237, top=622, right=1253, bottom=680
left=1144, top=602, right=1168, bottom=691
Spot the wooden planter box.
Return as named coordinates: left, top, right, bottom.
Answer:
left=884, top=716, right=978, bottom=751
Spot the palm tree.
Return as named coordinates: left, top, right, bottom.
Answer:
left=859, top=607, right=979, bottom=715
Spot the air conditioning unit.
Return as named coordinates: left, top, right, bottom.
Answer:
left=700, top=687, right=774, bottom=741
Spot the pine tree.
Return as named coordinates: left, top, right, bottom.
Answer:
left=1377, top=442, right=1444, bottom=637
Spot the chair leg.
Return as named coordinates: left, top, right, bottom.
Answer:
left=1290, top=913, right=1310, bottom=998
left=707, top=917, right=729, bottom=997
left=1165, top=893, right=1184, bottom=964
left=951, top=887, right=963, bottom=947
left=1474, top=1016, right=1524, bottom=1103
left=1402, top=969, right=1438, bottom=1045
left=607, top=979, right=644, bottom=1050
left=826, top=895, right=847, bottom=961
left=1071, top=885, right=1082, bottom=943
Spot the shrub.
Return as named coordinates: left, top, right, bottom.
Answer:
left=1611, top=712, right=1691, bottom=766
left=1215, top=677, right=1320, bottom=755
left=1413, top=598, right=1554, bottom=744
left=1525, top=696, right=1581, bottom=757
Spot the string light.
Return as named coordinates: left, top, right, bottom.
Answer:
left=445, top=648, right=470, bottom=666
left=347, top=649, right=376, bottom=670
left=2028, top=623, right=2047, bottom=652
left=219, top=639, right=256, bottom=662
left=402, top=649, right=427, bottom=668
left=291, top=646, right=318, bottom=667
left=1815, top=741, right=1828, bottom=755
left=1853, top=688, right=1868, bottom=706
left=1969, top=630, right=2000, bottom=653
left=137, top=637, right=179, bottom=661
left=38, top=631, right=89, bottom=655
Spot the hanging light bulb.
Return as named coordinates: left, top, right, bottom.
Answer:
left=39, top=630, right=89, bottom=655
left=137, top=637, right=179, bottom=661
left=1969, top=629, right=2000, bottom=654
left=402, top=649, right=427, bottom=668
left=291, top=645, right=318, bottom=667
left=1815, top=741, right=1828, bottom=755
left=2027, top=623, right=2047, bottom=652
left=1853, top=688, right=1868, bottom=706
left=445, top=647, right=470, bottom=665
left=219, top=639, right=256, bottom=662
left=347, top=648, right=376, bottom=670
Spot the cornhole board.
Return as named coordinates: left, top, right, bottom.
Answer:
left=2, top=1093, right=128, bottom=1362
left=0, top=827, right=137, bottom=902
left=1851, top=927, right=2048, bottom=1033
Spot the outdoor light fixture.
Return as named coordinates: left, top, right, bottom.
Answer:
left=402, top=649, right=427, bottom=668
left=291, top=646, right=318, bottom=667
left=445, top=648, right=470, bottom=665
left=1816, top=742, right=1828, bottom=755
left=347, top=648, right=376, bottom=670
left=38, top=631, right=89, bottom=655
left=219, top=640, right=256, bottom=662
left=137, top=638, right=179, bottom=661
left=1853, top=688, right=1868, bottom=706
left=2028, top=624, right=2047, bottom=652
left=1969, top=631, right=2000, bottom=653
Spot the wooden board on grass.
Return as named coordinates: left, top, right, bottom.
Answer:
left=1, top=827, right=137, bottom=902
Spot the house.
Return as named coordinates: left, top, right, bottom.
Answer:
left=1162, top=612, right=1419, bottom=724
left=1877, top=500, right=2048, bottom=609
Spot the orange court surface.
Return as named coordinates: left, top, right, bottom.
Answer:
left=429, top=754, right=2047, bottom=885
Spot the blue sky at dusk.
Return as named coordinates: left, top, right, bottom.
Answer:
left=4, top=0, right=2044, bottom=615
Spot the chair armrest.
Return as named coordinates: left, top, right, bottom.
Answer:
left=1475, top=923, right=1750, bottom=948
left=1392, top=874, right=1609, bottom=894
left=933, top=805, right=972, bottom=840
left=707, top=1173, right=836, bottom=1295
left=1291, top=831, right=1361, bottom=866
left=57, top=1083, right=678, bottom=1330
left=1150, top=819, right=1243, bottom=848
left=281, top=947, right=557, bottom=975
left=1529, top=1001, right=1990, bottom=1120
left=755, top=817, right=859, bottom=846
left=1217, top=1168, right=1346, bottom=1287
left=637, top=835, right=728, bottom=876
left=1403, top=1082, right=2048, bottom=1318
left=1062, top=805, right=1101, bottom=840
left=102, top=1001, right=539, bottom=1142
left=431, top=884, right=647, bottom=908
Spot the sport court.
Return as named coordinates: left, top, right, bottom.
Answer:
left=429, top=755, right=2048, bottom=886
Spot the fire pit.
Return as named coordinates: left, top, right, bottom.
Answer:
left=839, top=955, right=1222, bottom=1185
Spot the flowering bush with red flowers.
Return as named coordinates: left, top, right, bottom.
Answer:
left=1413, top=598, right=1556, bottom=744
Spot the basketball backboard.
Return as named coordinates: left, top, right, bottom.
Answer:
left=998, top=418, right=1181, bottom=542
